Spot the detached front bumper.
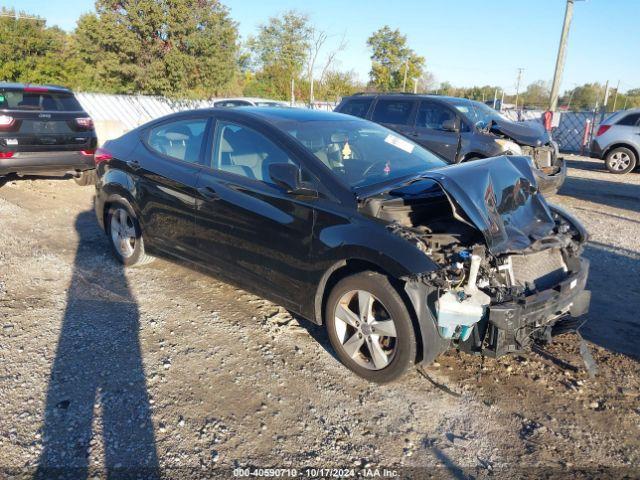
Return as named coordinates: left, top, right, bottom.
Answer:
left=534, top=157, right=567, bottom=196
left=482, top=258, right=590, bottom=357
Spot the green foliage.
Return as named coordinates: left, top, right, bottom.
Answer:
left=0, top=8, right=74, bottom=85
left=246, top=11, right=312, bottom=100
left=70, top=0, right=240, bottom=98
left=366, top=26, right=424, bottom=91
left=520, top=80, right=550, bottom=108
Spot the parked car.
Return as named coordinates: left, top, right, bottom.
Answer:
left=590, top=108, right=640, bottom=174
left=0, top=83, right=97, bottom=185
left=212, top=97, right=289, bottom=108
left=94, top=108, right=590, bottom=383
left=334, top=93, right=566, bottom=194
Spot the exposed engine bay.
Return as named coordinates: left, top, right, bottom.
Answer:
left=359, top=156, right=591, bottom=359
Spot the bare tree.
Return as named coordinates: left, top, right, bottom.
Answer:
left=306, top=28, right=328, bottom=106
left=306, top=29, right=348, bottom=106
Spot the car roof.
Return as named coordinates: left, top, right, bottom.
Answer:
left=345, top=93, right=473, bottom=104
left=214, top=97, right=288, bottom=104
left=234, top=107, right=357, bottom=123
left=0, top=82, right=73, bottom=94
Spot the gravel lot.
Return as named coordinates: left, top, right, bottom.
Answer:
left=0, top=155, right=639, bottom=479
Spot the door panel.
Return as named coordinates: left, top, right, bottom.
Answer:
left=410, top=101, right=460, bottom=161
left=195, top=171, right=314, bottom=310
left=194, top=120, right=315, bottom=310
left=135, top=117, right=209, bottom=257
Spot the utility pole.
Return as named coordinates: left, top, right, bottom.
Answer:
left=515, top=68, right=524, bottom=110
left=603, top=80, right=610, bottom=112
left=549, top=0, right=583, bottom=112
left=402, top=59, right=409, bottom=92
left=290, top=78, right=295, bottom=107
left=612, top=79, right=621, bottom=111
left=492, top=88, right=498, bottom=109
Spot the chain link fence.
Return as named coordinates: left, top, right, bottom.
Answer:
left=502, top=109, right=603, bottom=154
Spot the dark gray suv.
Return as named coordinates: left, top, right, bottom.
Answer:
left=335, top=93, right=566, bottom=194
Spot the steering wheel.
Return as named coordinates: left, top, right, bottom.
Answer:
left=362, top=160, right=389, bottom=177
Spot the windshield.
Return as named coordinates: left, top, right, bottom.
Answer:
left=449, top=99, right=507, bottom=129
left=277, top=118, right=446, bottom=188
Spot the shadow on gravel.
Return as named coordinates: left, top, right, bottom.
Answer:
left=580, top=242, right=640, bottom=361
left=558, top=174, right=640, bottom=213
left=36, top=210, right=159, bottom=479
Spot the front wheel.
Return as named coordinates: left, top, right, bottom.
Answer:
left=106, top=203, right=154, bottom=267
left=325, top=271, right=417, bottom=383
left=605, top=147, right=637, bottom=174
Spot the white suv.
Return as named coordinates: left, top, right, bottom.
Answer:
left=591, top=109, right=640, bottom=174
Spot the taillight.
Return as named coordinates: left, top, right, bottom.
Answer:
left=0, top=115, right=15, bottom=130
left=94, top=147, right=113, bottom=165
left=596, top=125, right=611, bottom=136
left=81, top=149, right=95, bottom=156
left=24, top=86, right=49, bottom=93
left=0, top=151, right=14, bottom=159
left=75, top=117, right=94, bottom=130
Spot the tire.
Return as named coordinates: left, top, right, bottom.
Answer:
left=74, top=169, right=97, bottom=186
left=325, top=271, right=417, bottom=383
left=605, top=147, right=637, bottom=174
left=106, top=203, right=155, bottom=267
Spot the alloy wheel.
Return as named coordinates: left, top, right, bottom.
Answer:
left=609, top=151, right=632, bottom=171
left=333, top=290, right=398, bottom=370
left=110, top=208, right=137, bottom=259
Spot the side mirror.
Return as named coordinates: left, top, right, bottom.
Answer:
left=268, top=163, right=316, bottom=196
left=442, top=118, right=459, bottom=133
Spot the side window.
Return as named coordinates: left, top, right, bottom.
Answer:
left=371, top=99, right=415, bottom=125
left=617, top=113, right=640, bottom=127
left=212, top=121, right=295, bottom=185
left=416, top=102, right=457, bottom=131
left=147, top=118, right=208, bottom=164
left=339, top=98, right=373, bottom=118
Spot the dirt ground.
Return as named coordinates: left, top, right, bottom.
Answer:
left=0, top=155, right=639, bottom=479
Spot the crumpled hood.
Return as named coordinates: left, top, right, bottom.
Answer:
left=490, top=118, right=550, bottom=147
left=388, top=156, right=556, bottom=254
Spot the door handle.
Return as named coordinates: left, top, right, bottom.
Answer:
left=198, top=186, right=220, bottom=200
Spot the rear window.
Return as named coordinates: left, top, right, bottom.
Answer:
left=0, top=89, right=83, bottom=112
left=339, top=98, right=373, bottom=118
left=617, top=113, right=640, bottom=127
left=371, top=99, right=415, bottom=125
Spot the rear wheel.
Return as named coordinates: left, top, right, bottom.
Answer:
left=325, top=271, right=417, bottom=383
left=106, top=203, right=154, bottom=267
left=605, top=147, right=637, bottom=174
left=74, top=169, right=97, bottom=186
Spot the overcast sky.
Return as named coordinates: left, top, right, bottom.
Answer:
left=5, top=0, right=640, bottom=94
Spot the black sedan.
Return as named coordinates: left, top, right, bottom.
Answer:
left=94, top=108, right=591, bottom=383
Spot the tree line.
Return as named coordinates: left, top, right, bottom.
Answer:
left=1, top=2, right=638, bottom=110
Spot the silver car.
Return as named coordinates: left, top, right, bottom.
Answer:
left=591, top=108, right=640, bottom=174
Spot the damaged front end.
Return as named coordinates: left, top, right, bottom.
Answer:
left=360, top=156, right=590, bottom=362
left=489, top=121, right=566, bottom=195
